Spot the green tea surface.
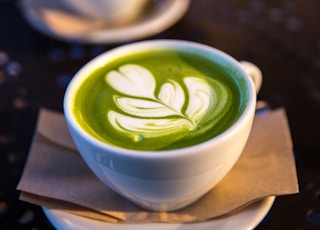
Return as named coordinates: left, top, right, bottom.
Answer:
left=73, top=50, right=248, bottom=150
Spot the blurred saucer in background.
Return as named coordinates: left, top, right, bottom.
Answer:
left=19, top=0, right=190, bottom=44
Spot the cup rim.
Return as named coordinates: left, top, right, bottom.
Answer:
left=63, top=39, right=256, bottom=159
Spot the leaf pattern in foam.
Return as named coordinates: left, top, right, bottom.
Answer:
left=114, top=96, right=182, bottom=117
left=105, top=64, right=156, bottom=99
left=108, top=111, right=193, bottom=138
left=184, top=77, right=213, bottom=124
left=158, top=80, right=185, bottom=115
left=105, top=64, right=213, bottom=139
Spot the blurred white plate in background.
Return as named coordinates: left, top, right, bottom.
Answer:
left=19, top=0, right=190, bottom=44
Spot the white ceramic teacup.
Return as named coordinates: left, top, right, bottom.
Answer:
left=63, top=40, right=262, bottom=211
left=61, top=0, right=149, bottom=25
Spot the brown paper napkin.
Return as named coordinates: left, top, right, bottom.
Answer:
left=17, top=107, right=299, bottom=223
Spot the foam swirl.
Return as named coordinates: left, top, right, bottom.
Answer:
left=105, top=64, right=226, bottom=141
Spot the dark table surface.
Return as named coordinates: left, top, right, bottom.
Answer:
left=1, top=0, right=320, bottom=229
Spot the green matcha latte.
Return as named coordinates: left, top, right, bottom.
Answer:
left=72, top=49, right=249, bottom=151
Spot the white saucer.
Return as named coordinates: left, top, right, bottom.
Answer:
left=19, top=0, right=190, bottom=44
left=43, top=196, right=275, bottom=230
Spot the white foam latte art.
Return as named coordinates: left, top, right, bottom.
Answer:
left=105, top=64, right=228, bottom=142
